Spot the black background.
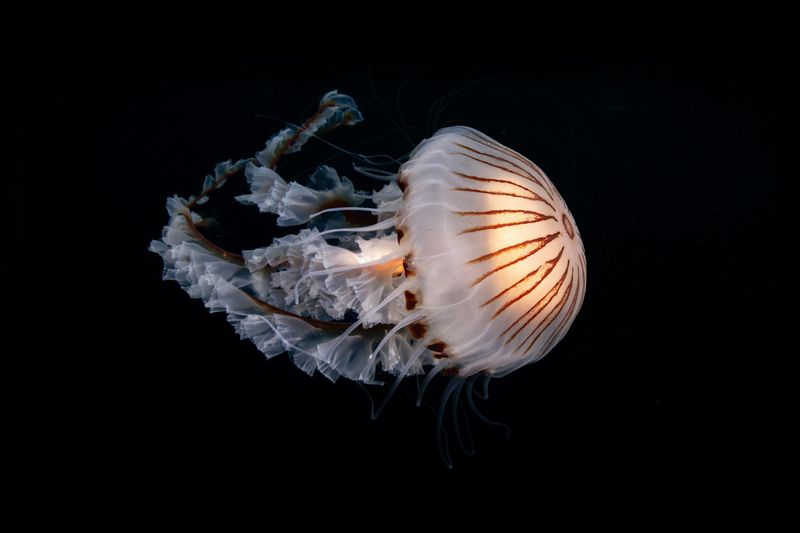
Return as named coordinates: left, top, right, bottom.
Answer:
left=17, top=50, right=783, bottom=509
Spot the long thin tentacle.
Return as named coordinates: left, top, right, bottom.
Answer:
left=371, top=338, right=431, bottom=420
left=436, top=377, right=465, bottom=469
left=465, top=375, right=511, bottom=438
left=451, top=379, right=475, bottom=456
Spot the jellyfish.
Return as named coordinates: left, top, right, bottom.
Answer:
left=150, top=91, right=586, bottom=464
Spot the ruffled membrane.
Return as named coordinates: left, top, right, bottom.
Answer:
left=151, top=91, right=430, bottom=383
left=237, top=164, right=364, bottom=227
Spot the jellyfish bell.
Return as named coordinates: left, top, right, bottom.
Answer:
left=151, top=91, right=586, bottom=464
left=396, top=126, right=586, bottom=379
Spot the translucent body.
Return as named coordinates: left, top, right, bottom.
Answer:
left=151, top=91, right=586, bottom=394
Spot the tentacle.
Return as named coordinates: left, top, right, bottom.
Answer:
left=352, top=164, right=398, bottom=181
left=416, top=363, right=449, bottom=407
left=451, top=379, right=475, bottom=456
left=308, top=206, right=382, bottom=219
left=478, top=372, right=492, bottom=400
left=365, top=311, right=425, bottom=365
left=436, top=377, right=465, bottom=469
left=315, top=217, right=398, bottom=239
left=370, top=336, right=431, bottom=420
left=465, top=374, right=511, bottom=438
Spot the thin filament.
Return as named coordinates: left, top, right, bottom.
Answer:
left=371, top=338, right=431, bottom=420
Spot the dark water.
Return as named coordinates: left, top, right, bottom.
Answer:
left=17, top=51, right=784, bottom=509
